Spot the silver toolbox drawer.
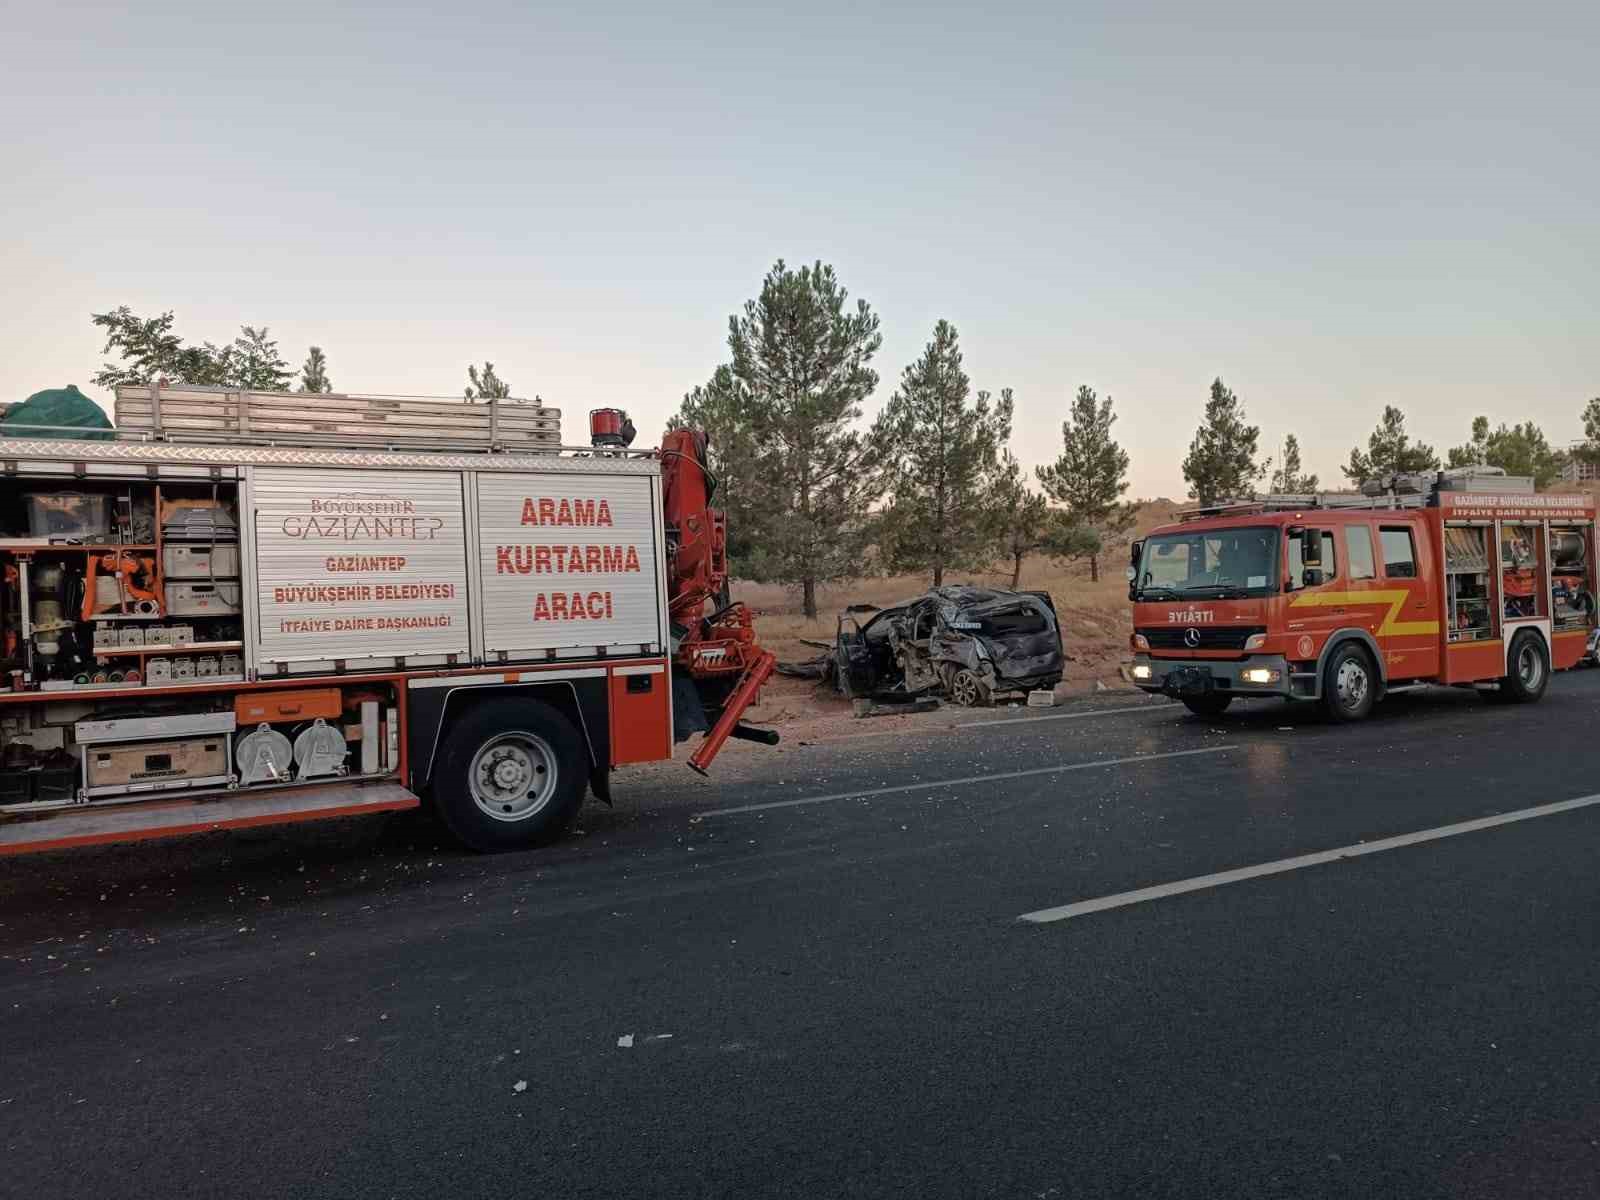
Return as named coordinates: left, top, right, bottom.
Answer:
left=75, top=711, right=237, bottom=745
left=163, top=544, right=241, bottom=579
left=165, top=581, right=242, bottom=617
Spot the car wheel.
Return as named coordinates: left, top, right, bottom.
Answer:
left=1499, top=630, right=1549, bottom=703
left=1320, top=642, right=1376, bottom=722
left=432, top=700, right=588, bottom=852
left=1181, top=693, right=1232, bottom=718
left=948, top=668, right=991, bottom=707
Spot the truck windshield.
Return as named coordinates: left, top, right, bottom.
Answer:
left=1134, top=526, right=1280, bottom=599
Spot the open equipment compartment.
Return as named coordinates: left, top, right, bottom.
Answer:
left=1549, top=523, right=1594, bottom=631
left=0, top=472, right=244, bottom=692
left=0, top=458, right=406, bottom=812
left=1443, top=524, right=1493, bottom=642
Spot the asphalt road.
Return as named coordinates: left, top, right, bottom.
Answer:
left=4, top=675, right=1600, bottom=1199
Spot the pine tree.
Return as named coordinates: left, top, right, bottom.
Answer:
left=872, top=321, right=1012, bottom=586
left=1181, top=378, right=1264, bottom=505
left=465, top=362, right=512, bottom=402
left=1446, top=416, right=1491, bottom=468
left=727, top=260, right=883, bottom=619
left=1343, top=405, right=1439, bottom=486
left=987, top=451, right=1095, bottom=587
left=1450, top=420, right=1559, bottom=487
left=1577, top=398, right=1600, bottom=466
left=669, top=365, right=774, bottom=575
left=1268, top=433, right=1319, bottom=492
left=1035, top=385, right=1135, bottom=581
left=299, top=346, right=332, bottom=393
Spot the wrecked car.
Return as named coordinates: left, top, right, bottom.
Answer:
left=833, top=586, right=1065, bottom=706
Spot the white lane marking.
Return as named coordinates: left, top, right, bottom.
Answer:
left=697, top=745, right=1236, bottom=817
left=1019, top=791, right=1600, bottom=925
left=952, top=702, right=1163, bottom=729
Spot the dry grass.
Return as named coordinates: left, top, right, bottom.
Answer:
left=733, top=498, right=1181, bottom=687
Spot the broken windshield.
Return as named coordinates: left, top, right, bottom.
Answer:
left=1135, top=525, right=1280, bottom=599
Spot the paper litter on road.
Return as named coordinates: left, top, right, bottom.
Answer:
left=617, top=1034, right=634, bottom=1048
left=513, top=1080, right=528, bottom=1093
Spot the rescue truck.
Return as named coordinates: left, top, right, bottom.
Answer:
left=0, top=385, right=775, bottom=856
left=1127, top=469, right=1598, bottom=720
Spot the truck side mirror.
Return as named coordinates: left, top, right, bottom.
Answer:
left=1300, top=528, right=1322, bottom=567
left=1129, top=540, right=1143, bottom=566
left=1302, top=567, right=1326, bottom=588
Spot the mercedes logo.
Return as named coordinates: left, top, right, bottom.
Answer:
left=1184, top=627, right=1202, bottom=648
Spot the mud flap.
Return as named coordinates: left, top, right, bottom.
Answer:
left=671, top=670, right=710, bottom=743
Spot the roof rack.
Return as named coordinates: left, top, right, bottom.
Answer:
left=1175, top=493, right=1431, bottom=521
left=112, top=383, right=562, bottom=454
left=1176, top=467, right=1536, bottom=522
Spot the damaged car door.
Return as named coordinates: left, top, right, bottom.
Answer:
left=835, top=608, right=896, bottom=697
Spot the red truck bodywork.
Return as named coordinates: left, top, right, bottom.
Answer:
left=1129, top=490, right=1598, bottom=717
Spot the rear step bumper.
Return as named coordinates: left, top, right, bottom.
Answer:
left=0, top=781, right=419, bottom=857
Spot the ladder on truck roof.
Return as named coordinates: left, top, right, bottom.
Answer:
left=1176, top=467, right=1534, bottom=521
left=1176, top=492, right=1432, bottom=521
left=111, top=383, right=564, bottom=454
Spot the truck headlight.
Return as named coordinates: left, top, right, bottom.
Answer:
left=1240, top=667, right=1280, bottom=685
left=1131, top=663, right=1153, bottom=680
left=1244, top=633, right=1266, bottom=651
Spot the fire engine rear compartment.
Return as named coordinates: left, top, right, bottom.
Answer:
left=0, top=466, right=417, bottom=848
left=0, top=417, right=675, bottom=855
left=1439, top=511, right=1595, bottom=682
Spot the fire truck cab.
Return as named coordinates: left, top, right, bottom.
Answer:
left=1128, top=471, right=1598, bottom=720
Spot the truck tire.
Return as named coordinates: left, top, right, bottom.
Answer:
left=432, top=700, right=588, bottom=852
left=1320, top=642, right=1377, bottom=722
left=1181, top=693, right=1232, bottom=718
left=1498, top=631, right=1549, bottom=704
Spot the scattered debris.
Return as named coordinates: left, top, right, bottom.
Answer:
left=616, top=1033, right=634, bottom=1048
left=853, top=696, right=940, bottom=720
left=1028, top=689, right=1057, bottom=707
left=513, top=1080, right=528, bottom=1093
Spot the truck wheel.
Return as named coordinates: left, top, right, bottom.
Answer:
left=1181, top=693, right=1232, bottom=718
left=1320, top=643, right=1376, bottom=722
left=433, top=701, right=588, bottom=852
left=1499, top=631, right=1549, bottom=704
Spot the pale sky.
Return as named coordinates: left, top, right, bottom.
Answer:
left=3, top=2, right=1595, bottom=498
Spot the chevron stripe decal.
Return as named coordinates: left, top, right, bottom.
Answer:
left=1289, top=589, right=1441, bottom=636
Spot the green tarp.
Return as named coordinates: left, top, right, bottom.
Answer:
left=2, top=386, right=114, bottom=439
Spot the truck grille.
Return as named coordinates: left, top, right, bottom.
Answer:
left=1139, top=626, right=1265, bottom=651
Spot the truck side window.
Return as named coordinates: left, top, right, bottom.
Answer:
left=1287, top=532, right=1337, bottom=583
left=1380, top=527, right=1417, bottom=579
left=1347, top=526, right=1377, bottom=580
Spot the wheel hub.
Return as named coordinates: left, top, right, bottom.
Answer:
left=468, top=733, right=557, bottom=822
left=1336, top=659, right=1368, bottom=707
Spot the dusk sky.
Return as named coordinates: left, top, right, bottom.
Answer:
left=3, top=2, right=1595, bottom=497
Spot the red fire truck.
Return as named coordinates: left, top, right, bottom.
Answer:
left=1127, top=471, right=1598, bottom=720
left=0, top=386, right=774, bottom=856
